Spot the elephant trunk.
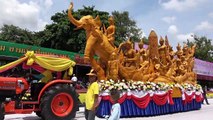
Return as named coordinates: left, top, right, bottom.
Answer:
left=68, top=2, right=81, bottom=27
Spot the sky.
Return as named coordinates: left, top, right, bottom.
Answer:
left=0, top=0, right=212, bottom=48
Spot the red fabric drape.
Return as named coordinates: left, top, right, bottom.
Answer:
left=152, top=93, right=169, bottom=106
left=101, top=91, right=201, bottom=108
left=101, top=93, right=150, bottom=108
left=131, top=94, right=150, bottom=108
left=22, top=63, right=45, bottom=73
left=102, top=95, right=113, bottom=103
left=101, top=92, right=171, bottom=107
left=101, top=94, right=128, bottom=104
left=184, top=92, right=195, bottom=104
left=118, top=94, right=128, bottom=104
left=168, top=90, right=174, bottom=105
left=195, top=94, right=203, bottom=102
left=101, top=92, right=171, bottom=108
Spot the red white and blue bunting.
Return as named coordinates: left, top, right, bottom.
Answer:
left=98, top=90, right=203, bottom=109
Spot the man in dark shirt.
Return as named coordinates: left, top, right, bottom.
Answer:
left=202, top=86, right=210, bottom=105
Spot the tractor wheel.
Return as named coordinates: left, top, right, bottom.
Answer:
left=40, top=84, right=78, bottom=120
left=35, top=111, right=41, bottom=117
left=35, top=111, right=45, bottom=120
left=0, top=102, right=5, bottom=120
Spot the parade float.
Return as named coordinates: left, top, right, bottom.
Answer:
left=68, top=2, right=203, bottom=118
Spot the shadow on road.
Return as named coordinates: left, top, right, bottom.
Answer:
left=23, top=116, right=41, bottom=120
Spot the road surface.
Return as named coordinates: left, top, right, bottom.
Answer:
left=5, top=99, right=213, bottom=120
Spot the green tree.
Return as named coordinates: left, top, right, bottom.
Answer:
left=0, top=24, right=39, bottom=45
left=142, top=37, right=149, bottom=45
left=112, top=11, right=142, bottom=46
left=187, top=36, right=213, bottom=62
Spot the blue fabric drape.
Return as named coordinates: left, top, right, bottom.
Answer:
left=96, top=98, right=202, bottom=118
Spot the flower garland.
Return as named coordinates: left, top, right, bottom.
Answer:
left=99, top=80, right=203, bottom=93
left=179, top=83, right=203, bottom=92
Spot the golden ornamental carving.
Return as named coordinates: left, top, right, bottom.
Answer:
left=68, top=2, right=197, bottom=84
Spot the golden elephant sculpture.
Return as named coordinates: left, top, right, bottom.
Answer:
left=68, top=2, right=116, bottom=80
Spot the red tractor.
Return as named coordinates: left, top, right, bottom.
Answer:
left=0, top=51, right=78, bottom=120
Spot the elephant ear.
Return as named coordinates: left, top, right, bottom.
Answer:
left=94, top=15, right=102, bottom=28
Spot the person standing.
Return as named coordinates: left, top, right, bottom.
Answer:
left=108, top=89, right=121, bottom=120
left=71, top=74, right=77, bottom=87
left=202, top=85, right=210, bottom=105
left=85, top=69, right=99, bottom=120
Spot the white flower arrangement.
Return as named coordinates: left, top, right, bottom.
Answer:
left=99, top=80, right=177, bottom=92
left=195, top=84, right=202, bottom=92
left=178, top=83, right=203, bottom=92
left=99, top=80, right=202, bottom=93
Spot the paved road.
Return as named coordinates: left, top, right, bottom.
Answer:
left=5, top=99, right=213, bottom=120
